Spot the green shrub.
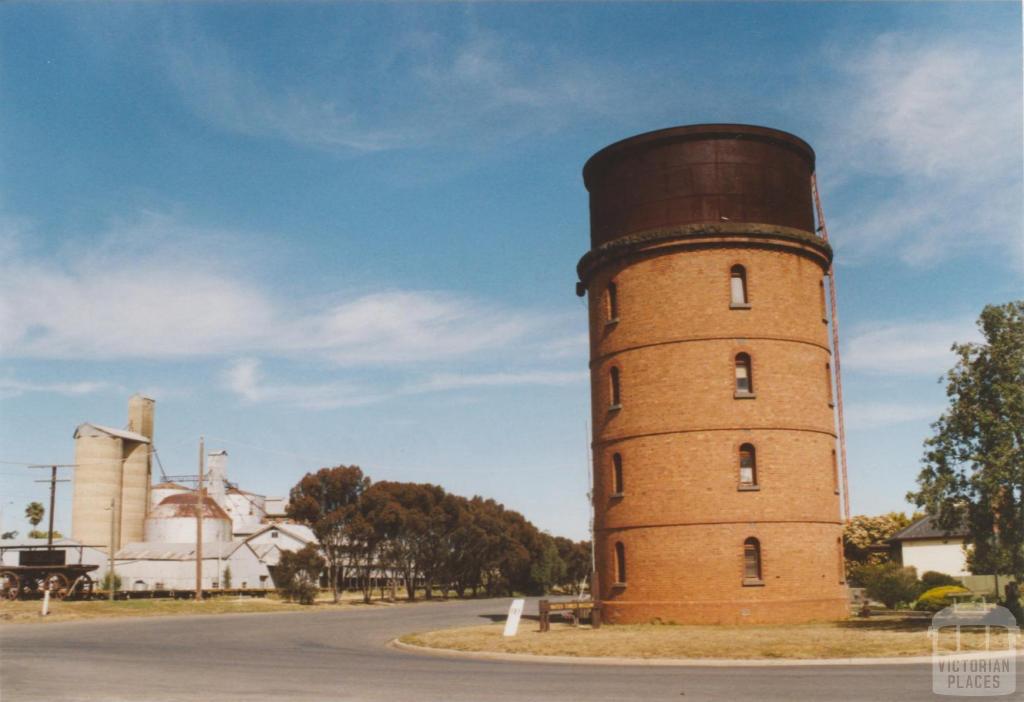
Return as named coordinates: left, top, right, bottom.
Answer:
left=276, top=544, right=325, bottom=605
left=914, top=585, right=971, bottom=612
left=920, top=571, right=960, bottom=591
left=856, top=562, right=920, bottom=609
left=100, top=571, right=122, bottom=591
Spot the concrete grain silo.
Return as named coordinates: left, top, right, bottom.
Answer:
left=577, top=125, right=848, bottom=624
left=71, top=395, right=154, bottom=553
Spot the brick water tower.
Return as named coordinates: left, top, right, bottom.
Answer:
left=577, top=124, right=849, bottom=624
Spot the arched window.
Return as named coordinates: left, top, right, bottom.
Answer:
left=610, top=367, right=621, bottom=408
left=730, top=265, right=748, bottom=306
left=614, top=542, right=627, bottom=584
left=739, top=444, right=757, bottom=488
left=735, top=353, right=753, bottom=395
left=743, top=537, right=762, bottom=583
left=606, top=281, right=619, bottom=322
left=612, top=453, right=624, bottom=495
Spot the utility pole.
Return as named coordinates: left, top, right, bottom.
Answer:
left=195, top=436, right=205, bottom=602
left=29, top=464, right=72, bottom=548
left=108, top=498, right=116, bottom=601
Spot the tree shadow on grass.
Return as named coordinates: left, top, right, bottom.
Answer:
left=837, top=616, right=931, bottom=632
left=478, top=612, right=540, bottom=623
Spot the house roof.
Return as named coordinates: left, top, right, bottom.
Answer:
left=889, top=516, right=968, bottom=543
left=74, top=422, right=151, bottom=444
left=116, top=541, right=241, bottom=560
left=250, top=521, right=316, bottom=544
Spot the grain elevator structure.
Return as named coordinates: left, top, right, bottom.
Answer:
left=72, top=394, right=154, bottom=553
left=577, top=124, right=849, bottom=624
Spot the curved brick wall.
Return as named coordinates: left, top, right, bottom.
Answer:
left=580, top=125, right=848, bottom=624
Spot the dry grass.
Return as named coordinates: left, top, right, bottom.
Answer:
left=402, top=615, right=1024, bottom=660
left=0, top=596, right=317, bottom=625
left=0, top=588, right=461, bottom=625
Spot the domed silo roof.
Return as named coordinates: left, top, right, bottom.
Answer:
left=151, top=493, right=231, bottom=521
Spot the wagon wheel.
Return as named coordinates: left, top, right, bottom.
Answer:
left=74, top=574, right=94, bottom=601
left=18, top=576, right=39, bottom=599
left=0, top=571, right=19, bottom=601
left=42, top=572, right=70, bottom=600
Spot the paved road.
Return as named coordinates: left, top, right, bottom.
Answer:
left=0, top=598, right=1016, bottom=701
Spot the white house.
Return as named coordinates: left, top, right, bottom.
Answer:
left=889, top=516, right=970, bottom=577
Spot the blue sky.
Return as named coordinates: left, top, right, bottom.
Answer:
left=1, top=2, right=1021, bottom=540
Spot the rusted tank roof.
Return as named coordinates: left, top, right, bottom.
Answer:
left=152, top=493, right=231, bottom=521
left=583, top=124, right=817, bottom=248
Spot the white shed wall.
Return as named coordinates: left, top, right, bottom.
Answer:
left=145, top=516, right=232, bottom=544
left=901, top=539, right=970, bottom=577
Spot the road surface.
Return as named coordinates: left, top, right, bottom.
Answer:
left=0, top=597, right=1014, bottom=701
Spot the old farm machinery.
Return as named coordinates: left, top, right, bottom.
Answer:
left=0, top=545, right=99, bottom=601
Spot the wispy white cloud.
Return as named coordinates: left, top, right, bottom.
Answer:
left=822, top=34, right=1023, bottom=267
left=407, top=370, right=587, bottom=394
left=222, top=359, right=586, bottom=409
left=843, top=317, right=982, bottom=377
left=162, top=24, right=631, bottom=154
left=222, top=358, right=387, bottom=409
left=0, top=213, right=553, bottom=365
left=0, top=377, right=115, bottom=400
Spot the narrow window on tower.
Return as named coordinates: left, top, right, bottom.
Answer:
left=739, top=443, right=758, bottom=489
left=612, top=453, right=624, bottom=496
left=825, top=362, right=834, bottom=407
left=734, top=353, right=754, bottom=397
left=820, top=278, right=829, bottom=323
left=832, top=449, right=840, bottom=495
left=730, top=265, right=749, bottom=308
left=743, top=538, right=763, bottom=585
left=606, top=281, right=619, bottom=323
left=610, top=367, right=622, bottom=409
left=837, top=537, right=846, bottom=584
left=614, top=542, right=627, bottom=585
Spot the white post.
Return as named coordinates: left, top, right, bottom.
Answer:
left=41, top=587, right=50, bottom=616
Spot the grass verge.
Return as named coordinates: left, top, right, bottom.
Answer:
left=401, top=615, right=1024, bottom=660
left=0, top=596, right=316, bottom=625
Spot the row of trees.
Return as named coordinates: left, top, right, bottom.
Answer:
left=285, top=467, right=591, bottom=603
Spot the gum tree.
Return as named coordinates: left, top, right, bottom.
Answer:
left=909, top=301, right=1024, bottom=620
left=287, top=466, right=370, bottom=603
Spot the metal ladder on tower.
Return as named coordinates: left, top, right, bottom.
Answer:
left=811, top=173, right=851, bottom=523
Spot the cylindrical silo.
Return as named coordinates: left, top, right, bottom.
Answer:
left=144, top=494, right=233, bottom=543
left=71, top=429, right=124, bottom=552
left=578, top=124, right=847, bottom=624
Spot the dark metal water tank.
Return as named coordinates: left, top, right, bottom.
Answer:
left=582, top=124, right=816, bottom=248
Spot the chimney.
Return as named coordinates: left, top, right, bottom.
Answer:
left=206, top=450, right=228, bottom=506
left=127, top=395, right=155, bottom=440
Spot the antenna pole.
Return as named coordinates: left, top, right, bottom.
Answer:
left=108, top=498, right=116, bottom=601
left=195, top=436, right=205, bottom=601
left=29, top=464, right=73, bottom=548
